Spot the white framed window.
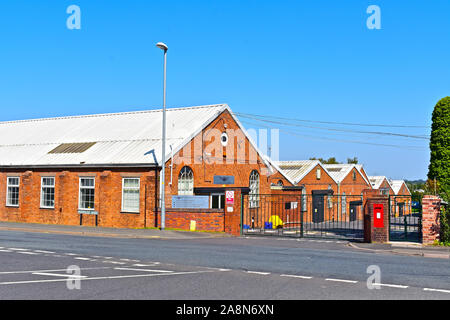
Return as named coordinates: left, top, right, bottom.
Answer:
left=342, top=192, right=347, bottom=214
left=122, top=178, right=140, bottom=213
left=210, top=193, right=225, bottom=209
left=327, top=185, right=333, bottom=209
left=301, top=188, right=307, bottom=212
left=249, top=170, right=260, bottom=208
left=316, top=168, right=321, bottom=180
left=40, top=177, right=55, bottom=208
left=79, top=177, right=95, bottom=210
left=6, top=177, right=20, bottom=207
left=178, top=166, right=194, bottom=195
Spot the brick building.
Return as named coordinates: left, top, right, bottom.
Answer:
left=368, top=176, right=394, bottom=195
left=0, top=104, right=293, bottom=235
left=323, top=164, right=372, bottom=220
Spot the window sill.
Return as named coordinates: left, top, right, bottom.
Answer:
left=40, top=207, right=55, bottom=210
left=6, top=205, right=19, bottom=208
left=120, top=211, right=140, bottom=215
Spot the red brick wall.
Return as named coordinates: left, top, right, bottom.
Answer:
left=339, top=168, right=372, bottom=196
left=0, top=109, right=285, bottom=235
left=422, top=195, right=441, bottom=245
left=297, top=164, right=338, bottom=193
left=154, top=208, right=225, bottom=232
left=0, top=169, right=158, bottom=228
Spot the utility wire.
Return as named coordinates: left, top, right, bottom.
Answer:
left=239, top=119, right=428, bottom=151
left=234, top=112, right=430, bottom=140
left=233, top=111, right=429, bottom=129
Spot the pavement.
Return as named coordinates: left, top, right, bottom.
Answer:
left=347, top=241, right=450, bottom=259
left=0, top=221, right=448, bottom=259
left=0, top=221, right=231, bottom=240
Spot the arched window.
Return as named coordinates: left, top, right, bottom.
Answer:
left=277, top=180, right=284, bottom=186
left=178, top=166, right=194, bottom=195
left=249, top=170, right=260, bottom=208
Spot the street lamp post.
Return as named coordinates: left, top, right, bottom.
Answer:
left=156, top=42, right=168, bottom=230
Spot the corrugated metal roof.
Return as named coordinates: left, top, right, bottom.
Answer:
left=0, top=104, right=227, bottom=167
left=389, top=180, right=410, bottom=195
left=368, top=176, right=392, bottom=190
left=276, top=160, right=337, bottom=185
left=323, top=164, right=371, bottom=186
left=0, top=104, right=296, bottom=186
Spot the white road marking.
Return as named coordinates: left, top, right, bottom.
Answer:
left=102, top=261, right=126, bottom=265
left=246, top=271, right=271, bottom=275
left=74, top=257, right=91, bottom=261
left=424, top=288, right=450, bottom=294
left=64, top=253, right=77, bottom=256
left=34, top=250, right=55, bottom=254
left=0, top=267, right=109, bottom=275
left=280, top=274, right=313, bottom=280
left=325, top=278, right=358, bottom=284
left=132, top=263, right=159, bottom=267
left=373, top=283, right=409, bottom=289
left=32, top=272, right=87, bottom=278
left=0, top=270, right=213, bottom=286
left=0, top=250, right=12, bottom=252
left=114, top=267, right=173, bottom=273
left=8, top=248, right=29, bottom=251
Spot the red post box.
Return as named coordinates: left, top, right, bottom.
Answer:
left=373, top=203, right=384, bottom=228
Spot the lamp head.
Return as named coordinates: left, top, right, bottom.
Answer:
left=156, top=42, right=168, bottom=51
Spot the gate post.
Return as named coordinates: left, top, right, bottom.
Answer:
left=363, top=191, right=389, bottom=243
left=422, top=195, right=441, bottom=245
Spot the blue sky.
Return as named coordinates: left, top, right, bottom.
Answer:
left=0, top=0, right=448, bottom=180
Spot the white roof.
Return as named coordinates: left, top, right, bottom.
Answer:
left=0, top=104, right=230, bottom=167
left=368, top=176, right=392, bottom=190
left=0, top=104, right=295, bottom=183
left=390, top=180, right=410, bottom=195
left=276, top=160, right=337, bottom=185
left=323, top=164, right=371, bottom=186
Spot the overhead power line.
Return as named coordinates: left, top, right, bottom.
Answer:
left=233, top=111, right=429, bottom=129
left=233, top=112, right=430, bottom=140
left=239, top=119, right=428, bottom=151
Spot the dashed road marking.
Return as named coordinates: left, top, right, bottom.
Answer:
left=114, top=267, right=173, bottom=273
left=424, top=288, right=450, bottom=294
left=373, top=283, right=409, bottom=289
left=32, top=272, right=87, bottom=278
left=325, top=278, right=358, bottom=284
left=8, top=248, right=29, bottom=251
left=74, top=257, right=92, bottom=261
left=34, top=250, right=55, bottom=254
left=246, top=271, right=271, bottom=275
left=280, top=274, right=313, bottom=280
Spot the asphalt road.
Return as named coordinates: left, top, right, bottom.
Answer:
left=0, top=230, right=449, bottom=300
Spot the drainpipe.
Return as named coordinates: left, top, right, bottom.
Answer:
left=337, top=183, right=341, bottom=221
left=169, top=145, right=173, bottom=186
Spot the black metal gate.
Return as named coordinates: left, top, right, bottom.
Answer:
left=389, top=195, right=422, bottom=242
left=241, top=194, right=364, bottom=241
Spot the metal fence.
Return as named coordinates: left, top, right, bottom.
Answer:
left=388, top=195, right=422, bottom=242
left=242, top=193, right=365, bottom=240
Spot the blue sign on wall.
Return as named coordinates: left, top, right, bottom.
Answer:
left=172, top=195, right=210, bottom=209
left=213, top=175, right=235, bottom=185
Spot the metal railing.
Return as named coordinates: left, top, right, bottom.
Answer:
left=242, top=194, right=365, bottom=240
left=388, top=195, right=422, bottom=242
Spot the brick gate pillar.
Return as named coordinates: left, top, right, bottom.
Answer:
left=363, top=192, right=389, bottom=243
left=224, top=188, right=242, bottom=236
left=422, top=195, right=441, bottom=245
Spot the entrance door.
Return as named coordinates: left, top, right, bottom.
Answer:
left=312, top=194, right=324, bottom=223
